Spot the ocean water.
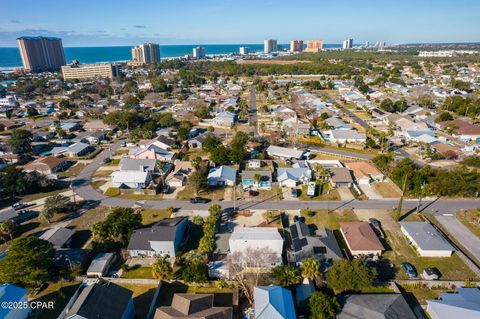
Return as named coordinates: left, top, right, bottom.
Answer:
left=0, top=43, right=342, bottom=69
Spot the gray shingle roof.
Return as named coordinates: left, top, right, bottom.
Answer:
left=127, top=217, right=187, bottom=251
left=337, top=294, right=416, bottom=319
left=400, top=222, right=455, bottom=252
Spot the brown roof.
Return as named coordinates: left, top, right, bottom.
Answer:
left=341, top=222, right=384, bottom=251
left=154, top=294, right=232, bottom=319
left=346, top=161, right=383, bottom=180
left=440, top=119, right=480, bottom=135
left=431, top=142, right=463, bottom=158
left=25, top=156, right=67, bottom=170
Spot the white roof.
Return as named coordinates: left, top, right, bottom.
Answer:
left=111, top=171, right=150, bottom=183
left=400, top=222, right=455, bottom=252
left=427, top=288, right=480, bottom=319
left=230, top=227, right=283, bottom=242
left=207, top=165, right=236, bottom=181
left=330, top=129, right=367, bottom=140
left=266, top=145, right=304, bottom=159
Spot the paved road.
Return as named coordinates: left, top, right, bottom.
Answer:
left=435, top=214, right=480, bottom=262
left=337, top=104, right=420, bottom=165
left=73, top=143, right=480, bottom=214
left=249, top=85, right=258, bottom=135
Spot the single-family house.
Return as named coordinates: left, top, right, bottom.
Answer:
left=254, top=286, right=296, bottom=319
left=154, top=294, right=232, bottom=319
left=329, top=167, right=354, bottom=187
left=337, top=294, right=416, bottom=319
left=51, top=142, right=93, bottom=158
left=86, top=252, right=116, bottom=277
left=166, top=168, right=191, bottom=188
left=431, top=142, right=464, bottom=159
left=400, top=222, right=455, bottom=257
left=287, top=221, right=343, bottom=264
left=340, top=222, right=384, bottom=256
left=207, top=166, right=236, bottom=187
left=427, top=288, right=480, bottom=319
left=277, top=167, right=311, bottom=187
left=127, top=217, right=188, bottom=258
left=327, top=129, right=367, bottom=144
left=345, top=162, right=385, bottom=185
left=119, top=158, right=158, bottom=173
left=439, top=119, right=480, bottom=143
left=64, top=282, right=135, bottom=319
left=241, top=170, right=272, bottom=190
left=151, top=136, right=176, bottom=150
left=0, top=284, right=30, bottom=319
left=129, top=144, right=175, bottom=162
left=85, top=131, right=108, bottom=144
left=39, top=227, right=74, bottom=249
left=111, top=170, right=152, bottom=189
left=24, top=156, right=68, bottom=176
left=187, top=134, right=208, bottom=149
left=326, top=117, right=352, bottom=130
left=212, top=111, right=236, bottom=127
left=229, top=227, right=284, bottom=266
left=266, top=145, right=304, bottom=160
left=272, top=106, right=297, bottom=121
left=83, top=120, right=115, bottom=132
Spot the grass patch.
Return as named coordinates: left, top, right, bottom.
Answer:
left=399, top=283, right=453, bottom=305
left=301, top=209, right=358, bottom=230
left=105, top=187, right=120, bottom=196
left=116, top=283, right=158, bottom=319
left=157, top=282, right=235, bottom=307
left=58, top=162, right=86, bottom=178
left=114, top=149, right=129, bottom=156
left=177, top=185, right=225, bottom=201
left=118, top=193, right=163, bottom=200
left=93, top=169, right=114, bottom=177
left=105, top=158, right=120, bottom=165
left=91, top=180, right=107, bottom=189
left=121, top=266, right=154, bottom=279
left=32, top=280, right=81, bottom=319
left=141, top=209, right=172, bottom=226
left=373, top=182, right=401, bottom=198
left=456, top=209, right=480, bottom=238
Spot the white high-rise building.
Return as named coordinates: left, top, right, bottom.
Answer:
left=365, top=41, right=370, bottom=47
left=375, top=41, right=386, bottom=50
left=342, top=38, right=353, bottom=49
left=131, top=43, right=160, bottom=65
left=193, top=46, right=206, bottom=59
left=264, top=39, right=277, bottom=53
left=239, top=46, right=249, bottom=55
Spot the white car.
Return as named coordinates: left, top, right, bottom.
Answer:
left=307, top=182, right=316, bottom=197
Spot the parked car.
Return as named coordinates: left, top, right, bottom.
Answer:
left=12, top=202, right=27, bottom=210
left=401, top=262, right=417, bottom=279
left=307, top=182, right=316, bottom=197
left=248, top=190, right=259, bottom=197
left=291, top=188, right=299, bottom=198
left=369, top=218, right=385, bottom=238
left=120, top=141, right=126, bottom=147
left=190, top=197, right=210, bottom=204
left=103, top=157, right=111, bottom=163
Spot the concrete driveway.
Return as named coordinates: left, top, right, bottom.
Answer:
left=435, top=214, right=480, bottom=263
left=337, top=187, right=355, bottom=200
left=359, top=184, right=382, bottom=200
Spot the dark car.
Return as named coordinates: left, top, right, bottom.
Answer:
left=401, top=262, right=417, bottom=279
left=103, top=157, right=112, bottom=163
left=291, top=188, right=299, bottom=198
left=369, top=218, right=381, bottom=228
left=190, top=197, right=210, bottom=204
left=248, top=190, right=259, bottom=197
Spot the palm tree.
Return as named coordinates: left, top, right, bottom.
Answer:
left=0, top=220, right=16, bottom=246
left=152, top=258, right=173, bottom=280
left=39, top=208, right=54, bottom=224
left=253, top=173, right=262, bottom=186
left=301, top=258, right=320, bottom=280
left=315, top=164, right=329, bottom=182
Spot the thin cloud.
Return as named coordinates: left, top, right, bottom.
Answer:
left=134, top=25, right=146, bottom=29
left=10, top=20, right=21, bottom=24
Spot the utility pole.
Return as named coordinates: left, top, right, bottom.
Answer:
left=233, top=173, right=237, bottom=212
left=70, top=177, right=77, bottom=208
left=416, top=181, right=426, bottom=214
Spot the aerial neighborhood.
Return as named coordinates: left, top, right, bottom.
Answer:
left=0, top=32, right=480, bottom=319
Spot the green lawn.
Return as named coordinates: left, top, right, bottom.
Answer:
left=177, top=185, right=225, bottom=201
left=58, top=162, right=86, bottom=178
left=114, top=149, right=129, bottom=156
left=122, top=266, right=154, bottom=279
left=116, top=283, right=158, bottom=319
left=141, top=209, right=172, bottom=225
left=105, top=158, right=121, bottom=165
left=301, top=209, right=359, bottom=230
left=157, top=282, right=236, bottom=307
left=32, top=281, right=81, bottom=319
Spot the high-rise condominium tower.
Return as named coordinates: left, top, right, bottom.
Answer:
left=264, top=39, right=277, bottom=53
left=17, top=36, right=66, bottom=72
left=342, top=38, right=353, bottom=49
left=290, top=40, right=303, bottom=52
left=193, top=46, right=206, bottom=59
left=305, top=40, right=323, bottom=53
left=239, top=46, right=250, bottom=55
left=131, top=43, right=161, bottom=65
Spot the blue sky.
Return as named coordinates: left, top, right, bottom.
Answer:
left=2, top=0, right=479, bottom=47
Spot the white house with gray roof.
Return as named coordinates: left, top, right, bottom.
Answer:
left=127, top=217, right=188, bottom=258
left=427, top=288, right=480, bottom=319
left=266, top=145, right=305, bottom=160
left=119, top=158, right=158, bottom=173
left=400, top=222, right=455, bottom=257
left=277, top=167, right=311, bottom=188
